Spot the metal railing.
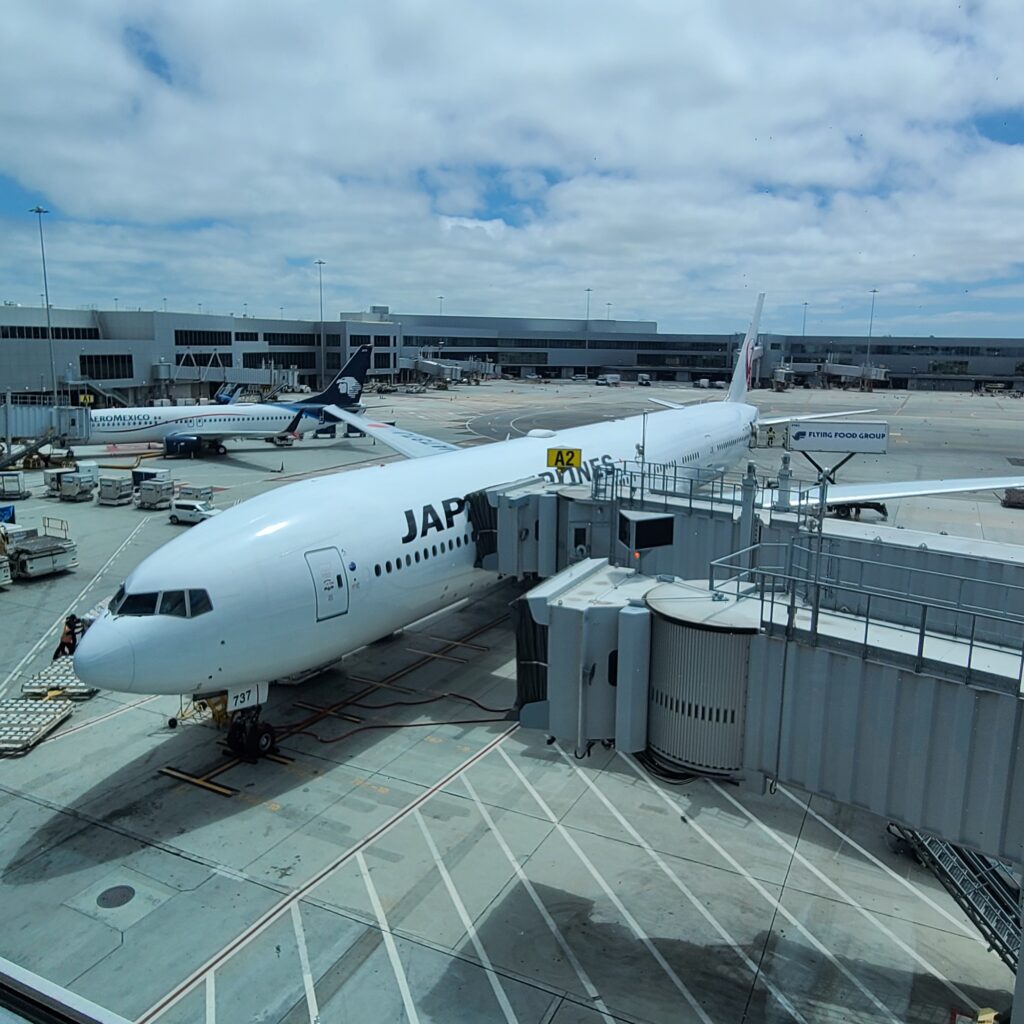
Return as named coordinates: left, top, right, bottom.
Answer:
left=709, top=540, right=1024, bottom=689
left=591, top=459, right=828, bottom=523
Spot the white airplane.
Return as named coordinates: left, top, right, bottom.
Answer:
left=74, top=295, right=1024, bottom=755
left=86, top=346, right=371, bottom=453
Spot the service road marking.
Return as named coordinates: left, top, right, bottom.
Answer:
left=414, top=809, right=519, bottom=1023
left=496, top=747, right=715, bottom=1024
left=553, top=745, right=808, bottom=1023
left=618, top=753, right=901, bottom=1024
left=357, top=852, right=420, bottom=1024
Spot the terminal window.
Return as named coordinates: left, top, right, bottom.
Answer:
left=174, top=330, right=231, bottom=346
left=80, top=354, right=134, bottom=379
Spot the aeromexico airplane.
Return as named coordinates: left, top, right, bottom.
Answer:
left=86, top=346, right=370, bottom=453
left=74, top=296, right=1024, bottom=755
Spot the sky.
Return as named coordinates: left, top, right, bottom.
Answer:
left=3, top=1, right=1024, bottom=337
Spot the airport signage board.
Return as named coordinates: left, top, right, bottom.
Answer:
left=547, top=448, right=583, bottom=469
left=787, top=421, right=888, bottom=454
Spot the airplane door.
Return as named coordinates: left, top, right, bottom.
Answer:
left=304, top=547, right=350, bottom=620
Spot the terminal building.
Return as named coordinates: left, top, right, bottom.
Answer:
left=2, top=302, right=1024, bottom=405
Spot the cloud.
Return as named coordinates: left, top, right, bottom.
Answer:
left=2, top=0, right=1024, bottom=335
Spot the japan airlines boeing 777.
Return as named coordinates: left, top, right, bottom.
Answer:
left=87, top=346, right=370, bottom=453
left=74, top=295, right=1024, bottom=755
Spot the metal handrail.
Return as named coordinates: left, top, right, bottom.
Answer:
left=710, top=545, right=1024, bottom=685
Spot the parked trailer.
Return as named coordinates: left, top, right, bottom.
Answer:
left=0, top=472, right=31, bottom=500
left=97, top=477, right=134, bottom=506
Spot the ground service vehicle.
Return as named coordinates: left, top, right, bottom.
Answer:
left=168, top=499, right=220, bottom=525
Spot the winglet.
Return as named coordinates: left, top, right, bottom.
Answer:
left=727, top=293, right=765, bottom=404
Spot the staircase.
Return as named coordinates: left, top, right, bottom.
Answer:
left=891, top=824, right=1021, bottom=971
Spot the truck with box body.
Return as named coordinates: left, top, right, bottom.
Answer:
left=595, top=374, right=621, bottom=387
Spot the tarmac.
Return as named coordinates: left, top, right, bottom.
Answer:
left=0, top=380, right=1020, bottom=1023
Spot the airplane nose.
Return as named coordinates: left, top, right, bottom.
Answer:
left=74, top=624, right=136, bottom=690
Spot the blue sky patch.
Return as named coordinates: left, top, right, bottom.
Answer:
left=971, top=109, right=1024, bottom=145
left=0, top=173, right=57, bottom=220
left=124, top=25, right=173, bottom=85
left=417, top=165, right=565, bottom=226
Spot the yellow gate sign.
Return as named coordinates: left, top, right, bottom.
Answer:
left=547, top=447, right=582, bottom=470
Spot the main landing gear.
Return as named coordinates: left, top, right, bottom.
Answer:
left=226, top=706, right=276, bottom=758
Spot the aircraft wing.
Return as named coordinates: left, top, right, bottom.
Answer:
left=758, top=409, right=876, bottom=427
left=322, top=405, right=460, bottom=458
left=787, top=476, right=1024, bottom=508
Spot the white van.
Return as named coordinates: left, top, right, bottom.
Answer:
left=169, top=499, right=221, bottom=525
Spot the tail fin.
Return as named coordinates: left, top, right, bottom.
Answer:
left=726, top=293, right=765, bottom=403
left=297, top=345, right=371, bottom=408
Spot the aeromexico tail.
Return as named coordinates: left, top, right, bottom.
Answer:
left=74, top=295, right=1024, bottom=706
left=86, top=345, right=370, bottom=451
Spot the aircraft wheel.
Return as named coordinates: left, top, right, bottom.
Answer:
left=248, top=722, right=276, bottom=758
left=216, top=444, right=228, bottom=456
left=226, top=718, right=247, bottom=755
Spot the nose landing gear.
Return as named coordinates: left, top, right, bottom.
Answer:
left=226, top=707, right=277, bottom=758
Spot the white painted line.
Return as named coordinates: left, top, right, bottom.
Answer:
left=551, top=746, right=808, bottom=1024
left=710, top=781, right=979, bottom=1013
left=413, top=809, right=519, bottom=1024
left=1, top=516, right=152, bottom=696
left=290, top=903, right=321, bottom=1024
left=458, top=776, right=617, bottom=1024
left=777, top=786, right=982, bottom=942
left=204, top=973, right=215, bottom=1024
left=356, top=852, right=421, bottom=1024
left=140, top=723, right=519, bottom=1023
left=495, top=747, right=715, bottom=1024
left=617, top=753, right=901, bottom=1024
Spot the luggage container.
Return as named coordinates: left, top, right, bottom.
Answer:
left=135, top=479, right=174, bottom=510
left=59, top=473, right=97, bottom=502
left=177, top=484, right=214, bottom=503
left=97, top=477, right=134, bottom=506
left=0, top=472, right=31, bottom=500
left=43, top=468, right=74, bottom=497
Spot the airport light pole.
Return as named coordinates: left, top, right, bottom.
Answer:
left=867, top=288, right=878, bottom=368
left=29, top=206, right=59, bottom=412
left=315, top=259, right=326, bottom=389
left=585, top=287, right=592, bottom=320
left=606, top=302, right=612, bottom=320
left=438, top=295, right=444, bottom=314
left=802, top=301, right=808, bottom=337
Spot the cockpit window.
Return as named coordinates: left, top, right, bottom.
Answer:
left=118, top=592, right=159, bottom=616
left=188, top=589, right=213, bottom=616
left=110, top=584, right=126, bottom=614
left=159, top=591, right=188, bottom=617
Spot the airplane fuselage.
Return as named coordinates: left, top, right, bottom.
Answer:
left=88, top=403, right=315, bottom=445
left=75, top=401, right=757, bottom=695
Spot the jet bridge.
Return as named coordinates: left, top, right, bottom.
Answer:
left=487, top=458, right=1024, bottom=1003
